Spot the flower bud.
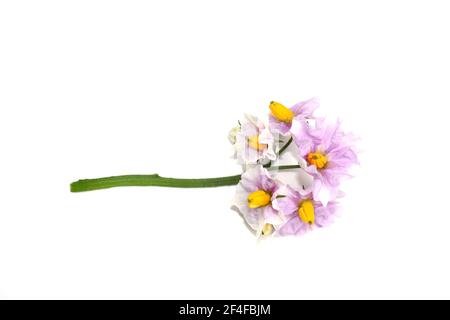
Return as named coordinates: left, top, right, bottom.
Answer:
left=228, top=125, right=240, bottom=144
left=262, top=223, right=274, bottom=236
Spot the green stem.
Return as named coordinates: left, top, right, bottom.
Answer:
left=70, top=174, right=241, bottom=192
left=263, top=136, right=294, bottom=169
left=70, top=165, right=301, bottom=193
left=278, top=136, right=294, bottom=155
left=268, top=165, right=301, bottom=171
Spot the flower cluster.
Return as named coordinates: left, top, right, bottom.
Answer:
left=230, top=98, right=358, bottom=237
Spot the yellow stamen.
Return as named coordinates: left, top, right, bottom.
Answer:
left=262, top=223, right=274, bottom=236
left=298, top=200, right=315, bottom=225
left=247, top=190, right=271, bottom=209
left=247, top=135, right=268, bottom=151
left=269, top=101, right=294, bottom=123
left=306, top=152, right=328, bottom=169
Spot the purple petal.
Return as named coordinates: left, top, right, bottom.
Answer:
left=263, top=206, right=282, bottom=225
left=276, top=195, right=300, bottom=217
left=319, top=121, right=341, bottom=151
left=269, top=115, right=291, bottom=134
left=291, top=97, right=319, bottom=117
left=259, top=168, right=279, bottom=193
left=314, top=202, right=338, bottom=227
left=277, top=216, right=305, bottom=236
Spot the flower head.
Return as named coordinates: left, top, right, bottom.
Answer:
left=233, top=114, right=276, bottom=165
left=233, top=165, right=283, bottom=236
left=293, top=118, right=358, bottom=204
left=269, top=98, right=319, bottom=135
left=275, top=187, right=338, bottom=236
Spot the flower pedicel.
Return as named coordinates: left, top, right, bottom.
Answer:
left=70, top=98, right=359, bottom=238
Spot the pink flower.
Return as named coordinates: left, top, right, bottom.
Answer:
left=233, top=166, right=283, bottom=236
left=275, top=186, right=338, bottom=236
left=292, top=118, right=358, bottom=204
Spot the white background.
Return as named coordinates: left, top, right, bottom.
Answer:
left=1, top=0, right=449, bottom=299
